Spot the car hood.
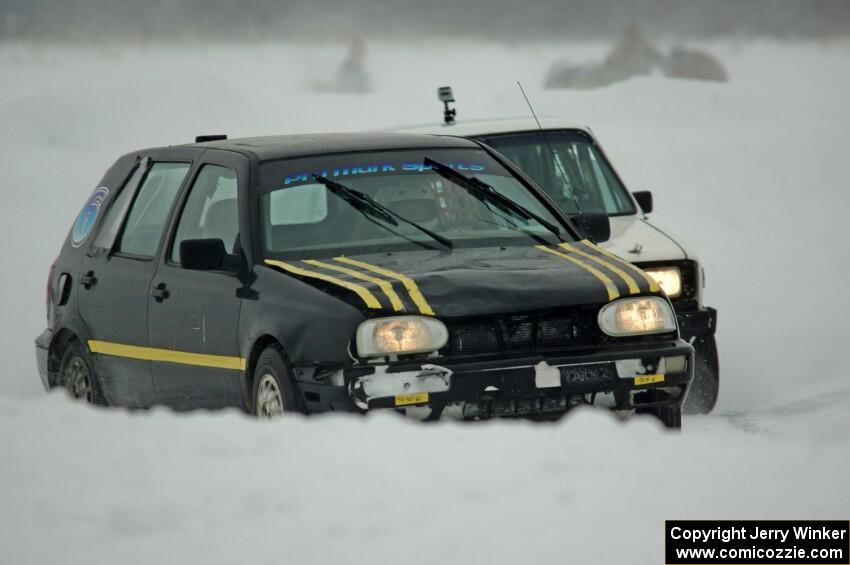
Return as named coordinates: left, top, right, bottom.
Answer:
left=264, top=242, right=662, bottom=318
left=603, top=215, right=687, bottom=263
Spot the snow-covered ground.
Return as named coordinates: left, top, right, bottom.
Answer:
left=0, top=40, right=848, bottom=564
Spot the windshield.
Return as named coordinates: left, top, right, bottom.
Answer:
left=259, top=148, right=570, bottom=258
left=475, top=130, right=636, bottom=216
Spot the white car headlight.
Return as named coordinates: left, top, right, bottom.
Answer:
left=644, top=267, right=682, bottom=298
left=356, top=316, right=449, bottom=358
left=598, top=297, right=677, bottom=337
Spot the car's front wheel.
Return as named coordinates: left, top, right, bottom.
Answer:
left=252, top=345, right=301, bottom=418
left=649, top=404, right=682, bottom=429
left=636, top=390, right=682, bottom=429
left=682, top=336, right=719, bottom=414
left=58, top=340, right=106, bottom=405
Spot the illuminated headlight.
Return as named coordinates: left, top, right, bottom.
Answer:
left=644, top=267, right=682, bottom=298
left=598, top=297, right=677, bottom=337
left=356, top=316, right=449, bottom=358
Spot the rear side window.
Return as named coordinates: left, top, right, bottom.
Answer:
left=170, top=165, right=239, bottom=264
left=117, top=163, right=190, bottom=258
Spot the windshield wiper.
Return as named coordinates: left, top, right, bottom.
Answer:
left=423, top=157, right=563, bottom=243
left=312, top=174, right=453, bottom=249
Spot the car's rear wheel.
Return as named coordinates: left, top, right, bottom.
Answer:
left=252, top=345, right=301, bottom=419
left=683, top=336, right=719, bottom=414
left=58, top=340, right=106, bottom=405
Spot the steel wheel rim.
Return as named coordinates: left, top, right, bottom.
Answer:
left=256, top=373, right=284, bottom=418
left=65, top=356, right=92, bottom=402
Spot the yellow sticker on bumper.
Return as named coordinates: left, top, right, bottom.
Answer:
left=634, top=374, right=665, bottom=386
left=394, top=392, right=429, bottom=406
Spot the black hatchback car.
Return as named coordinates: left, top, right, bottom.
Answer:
left=36, top=133, right=693, bottom=427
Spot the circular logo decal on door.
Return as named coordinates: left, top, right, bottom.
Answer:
left=71, top=187, right=110, bottom=247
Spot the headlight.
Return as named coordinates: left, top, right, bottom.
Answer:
left=644, top=267, right=682, bottom=298
left=356, top=316, right=449, bottom=358
left=598, top=297, right=677, bottom=337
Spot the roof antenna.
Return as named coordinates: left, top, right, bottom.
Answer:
left=437, top=86, right=457, bottom=125
left=517, top=81, right=591, bottom=238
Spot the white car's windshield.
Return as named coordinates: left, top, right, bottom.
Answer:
left=259, top=148, right=571, bottom=259
left=475, top=130, right=636, bottom=216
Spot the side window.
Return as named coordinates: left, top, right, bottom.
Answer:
left=588, top=151, right=617, bottom=212
left=117, top=162, right=190, bottom=258
left=92, top=161, right=146, bottom=250
left=171, top=165, right=239, bottom=265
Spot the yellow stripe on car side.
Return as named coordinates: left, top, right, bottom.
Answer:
left=558, top=242, right=641, bottom=294
left=578, top=240, right=661, bottom=293
left=535, top=245, right=620, bottom=301
left=265, top=259, right=382, bottom=309
left=88, top=340, right=246, bottom=370
left=302, top=259, right=404, bottom=312
left=332, top=256, right=435, bottom=316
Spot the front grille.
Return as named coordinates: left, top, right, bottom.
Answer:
left=451, top=325, right=500, bottom=355
left=443, top=307, right=602, bottom=357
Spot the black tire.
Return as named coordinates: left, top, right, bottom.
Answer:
left=251, top=344, right=302, bottom=418
left=682, top=336, right=719, bottom=414
left=58, top=340, right=106, bottom=406
left=652, top=404, right=682, bottom=429
left=637, top=390, right=682, bottom=430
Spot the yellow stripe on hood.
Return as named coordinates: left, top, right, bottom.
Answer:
left=265, top=259, right=382, bottom=309
left=558, top=242, right=641, bottom=294
left=302, top=259, right=404, bottom=312
left=578, top=240, right=661, bottom=293
left=536, top=245, right=620, bottom=301
left=333, top=256, right=435, bottom=316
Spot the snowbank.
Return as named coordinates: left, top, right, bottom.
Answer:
left=0, top=39, right=848, bottom=564
left=0, top=393, right=847, bottom=565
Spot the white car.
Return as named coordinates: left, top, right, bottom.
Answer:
left=399, top=113, right=718, bottom=413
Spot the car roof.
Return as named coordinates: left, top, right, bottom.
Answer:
left=185, top=132, right=479, bottom=161
left=396, top=117, right=593, bottom=137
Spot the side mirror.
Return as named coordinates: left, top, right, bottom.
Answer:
left=570, top=212, right=611, bottom=244
left=180, top=238, right=236, bottom=271
left=633, top=191, right=653, bottom=214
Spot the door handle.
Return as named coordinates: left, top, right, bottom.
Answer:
left=80, top=271, right=97, bottom=289
left=151, top=282, right=170, bottom=302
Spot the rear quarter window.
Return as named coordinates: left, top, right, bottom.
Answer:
left=92, top=162, right=146, bottom=250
